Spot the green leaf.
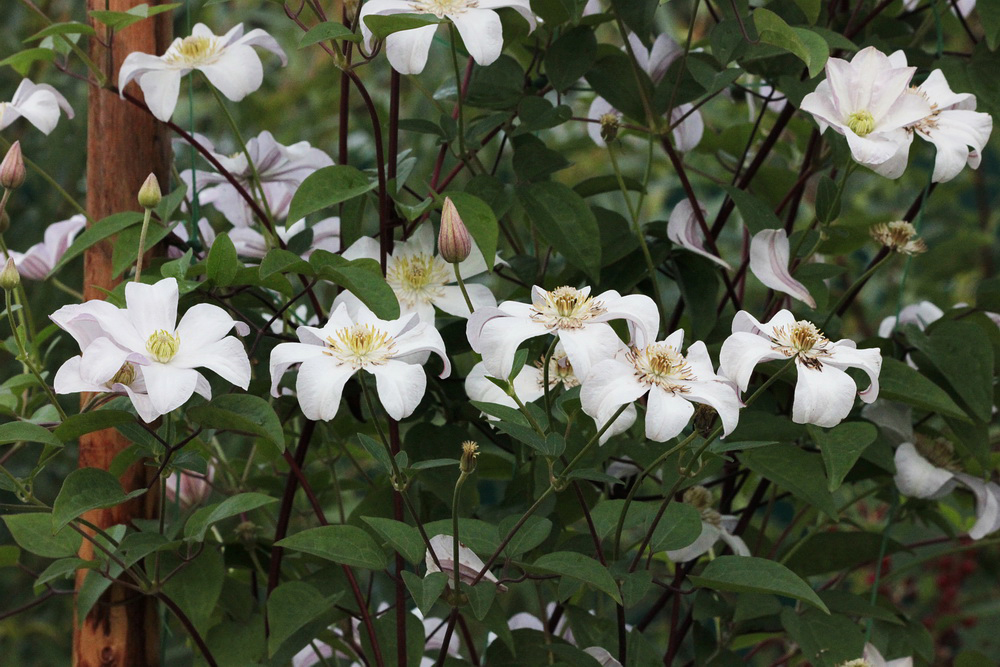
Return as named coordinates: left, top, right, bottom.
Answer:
left=689, top=555, right=829, bottom=613
left=753, top=9, right=829, bottom=78
left=462, top=580, right=497, bottom=620
left=793, top=0, right=821, bottom=24
left=26, top=22, right=96, bottom=42
left=648, top=502, right=703, bottom=552
left=111, top=220, right=179, bottom=279
left=34, top=557, right=95, bottom=592
left=267, top=581, right=342, bottom=656
left=161, top=546, right=224, bottom=633
left=362, top=13, right=443, bottom=40
left=277, top=525, right=388, bottom=570
left=184, top=493, right=278, bottom=542
left=907, top=320, right=994, bottom=422
left=0, top=545, right=20, bottom=567
left=810, top=421, right=877, bottom=491
left=782, top=531, right=905, bottom=577
left=528, top=552, right=622, bottom=604
left=440, top=192, right=499, bottom=272
left=52, top=468, right=140, bottom=530
left=499, top=516, right=552, bottom=558
left=0, top=421, right=61, bottom=448
left=878, top=357, right=968, bottom=421
left=722, top=185, right=781, bottom=234
left=88, top=3, right=181, bottom=30
left=402, top=570, right=448, bottom=616
left=0, top=48, right=56, bottom=76
left=53, top=212, right=144, bottom=273
left=741, top=445, right=838, bottom=517
left=545, top=26, right=598, bottom=92
left=362, top=517, right=426, bottom=565
left=259, top=248, right=315, bottom=281
left=585, top=51, right=647, bottom=122
left=206, top=233, right=240, bottom=287
left=287, top=165, right=377, bottom=223
left=54, top=411, right=135, bottom=442
left=298, top=21, right=362, bottom=48
left=2, top=513, right=82, bottom=558
left=357, top=433, right=394, bottom=475
left=310, top=251, right=400, bottom=320
left=780, top=608, right=862, bottom=667
left=422, top=519, right=499, bottom=555
left=815, top=176, right=841, bottom=224
left=187, top=395, right=284, bottom=451
left=979, top=0, right=1000, bottom=51
left=518, top=182, right=602, bottom=282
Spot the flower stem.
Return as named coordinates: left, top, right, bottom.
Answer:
left=451, top=470, right=470, bottom=594
left=5, top=290, right=66, bottom=420
left=134, top=208, right=152, bottom=282
left=448, top=24, right=471, bottom=172
left=452, top=263, right=474, bottom=314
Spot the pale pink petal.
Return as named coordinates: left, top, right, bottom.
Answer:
left=667, top=199, right=731, bottom=270
left=749, top=229, right=816, bottom=308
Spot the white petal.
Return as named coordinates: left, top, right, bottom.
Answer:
left=296, top=357, right=355, bottom=421
left=667, top=199, right=731, bottom=270
left=671, top=104, right=704, bottom=152
left=54, top=356, right=104, bottom=395
left=125, top=277, right=179, bottom=338
left=665, top=522, right=721, bottom=562
left=451, top=9, right=504, bottom=67
left=137, top=68, right=183, bottom=123
left=749, top=229, right=815, bottom=308
left=680, top=379, right=742, bottom=437
left=233, top=28, right=288, bottom=66
left=893, top=443, right=957, bottom=499
left=433, top=283, right=497, bottom=318
left=557, top=324, right=625, bottom=382
left=954, top=474, right=1000, bottom=540
left=477, top=0, right=537, bottom=30
left=140, top=363, right=200, bottom=415
left=467, top=308, right=550, bottom=379
left=384, top=25, right=439, bottom=75
left=171, top=336, right=250, bottom=389
left=394, top=321, right=451, bottom=378
left=718, top=526, right=751, bottom=556
left=269, top=341, right=330, bottom=396
left=174, top=303, right=246, bottom=350
left=198, top=44, right=264, bottom=102
left=825, top=343, right=882, bottom=403
left=587, top=96, right=616, bottom=146
left=592, top=291, right=660, bottom=349
left=791, top=362, right=858, bottom=428
left=78, top=338, right=132, bottom=386
left=582, top=647, right=622, bottom=667
left=579, top=359, right=644, bottom=443
left=718, top=331, right=786, bottom=392
left=369, top=360, right=427, bottom=420
left=645, top=387, right=695, bottom=442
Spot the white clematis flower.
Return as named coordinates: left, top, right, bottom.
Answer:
left=749, top=228, right=816, bottom=309
left=467, top=285, right=659, bottom=382
left=719, top=310, right=881, bottom=428
left=360, top=0, right=537, bottom=75
left=51, top=277, right=251, bottom=420
left=800, top=47, right=931, bottom=178
left=666, top=199, right=731, bottom=270
left=119, top=23, right=287, bottom=122
left=425, top=534, right=506, bottom=591
left=4, top=215, right=86, bottom=280
left=0, top=79, right=75, bottom=135
left=180, top=130, right=333, bottom=227
left=336, top=224, right=497, bottom=322
left=581, top=330, right=741, bottom=444
left=269, top=302, right=450, bottom=421
left=465, top=344, right=577, bottom=411
left=587, top=34, right=703, bottom=151
left=170, top=217, right=340, bottom=261
left=838, top=642, right=913, bottom=667
left=665, top=486, right=750, bottom=563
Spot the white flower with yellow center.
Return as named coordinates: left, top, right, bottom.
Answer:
left=119, top=23, right=287, bottom=122
left=4, top=215, right=86, bottom=281
left=800, top=47, right=932, bottom=178
left=0, top=78, right=74, bottom=135
left=837, top=643, right=912, bottom=667
left=334, top=224, right=498, bottom=323
left=720, top=310, right=881, bottom=428
left=468, top=285, right=659, bottom=382
left=50, top=278, right=251, bottom=421
left=359, top=0, right=536, bottom=75
left=269, top=302, right=450, bottom=421
left=664, top=486, right=751, bottom=563
left=581, top=330, right=741, bottom=443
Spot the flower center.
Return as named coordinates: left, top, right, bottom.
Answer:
left=410, top=0, right=478, bottom=18
left=916, top=437, right=959, bottom=471
left=165, top=35, right=223, bottom=67
left=535, top=351, right=579, bottom=389
left=109, top=362, right=137, bottom=388
left=530, top=286, right=607, bottom=330
left=146, top=330, right=181, bottom=363
left=770, top=321, right=830, bottom=369
left=871, top=220, right=926, bottom=255
left=628, top=343, right=695, bottom=391
left=386, top=253, right=450, bottom=307
left=846, top=109, right=875, bottom=137
left=323, top=324, right=396, bottom=368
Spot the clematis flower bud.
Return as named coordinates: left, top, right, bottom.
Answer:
left=0, top=141, right=26, bottom=190
left=460, top=440, right=479, bottom=475
left=137, top=173, right=161, bottom=209
left=599, top=112, right=621, bottom=143
left=438, top=197, right=472, bottom=264
left=165, top=465, right=214, bottom=509
left=0, top=257, right=20, bottom=291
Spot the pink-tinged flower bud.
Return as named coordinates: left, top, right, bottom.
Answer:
left=137, top=172, right=161, bottom=210
left=165, top=465, right=214, bottom=509
left=438, top=197, right=472, bottom=264
left=0, top=257, right=19, bottom=292
left=0, top=141, right=26, bottom=190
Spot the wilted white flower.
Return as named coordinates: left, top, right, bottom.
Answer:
left=581, top=330, right=741, bottom=443
left=359, top=0, right=537, bottom=75
left=666, top=199, right=731, bottom=269
left=870, top=221, right=927, bottom=255
left=587, top=34, right=703, bottom=151
left=719, top=310, right=881, bottom=428
left=4, top=215, right=86, bottom=280
left=800, top=47, right=931, bottom=178
left=181, top=130, right=333, bottom=227
left=425, top=534, right=506, bottom=591
left=467, top=285, right=659, bottom=381
left=335, top=224, right=497, bottom=323
left=0, top=79, right=74, bottom=135
left=749, top=229, right=816, bottom=309
left=665, top=487, right=750, bottom=562
left=269, top=302, right=450, bottom=421
left=119, top=23, right=287, bottom=122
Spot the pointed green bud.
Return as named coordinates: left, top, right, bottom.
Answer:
left=137, top=173, right=162, bottom=210
left=0, top=141, right=26, bottom=190
left=0, top=257, right=20, bottom=291
left=438, top=196, right=472, bottom=264
left=460, top=441, right=479, bottom=475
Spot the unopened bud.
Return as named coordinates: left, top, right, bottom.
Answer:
left=460, top=440, right=479, bottom=475
left=438, top=197, right=472, bottom=264
left=0, top=257, right=20, bottom=291
left=693, top=403, right=718, bottom=438
left=682, top=485, right=713, bottom=511
left=137, top=173, right=161, bottom=209
left=599, top=112, right=621, bottom=143
left=0, top=141, right=26, bottom=190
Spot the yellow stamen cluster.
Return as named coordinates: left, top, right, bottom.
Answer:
left=628, top=343, right=695, bottom=392
left=323, top=324, right=396, bottom=368
left=846, top=109, right=875, bottom=137
left=146, top=330, right=181, bottom=363
left=535, top=352, right=579, bottom=389
left=916, top=437, right=959, bottom=472
left=871, top=221, right=927, bottom=255
left=165, top=35, right=222, bottom=67
left=531, top=286, right=607, bottom=330
left=386, top=253, right=450, bottom=307
left=771, top=321, right=830, bottom=370
left=410, top=0, right=478, bottom=18
left=599, top=112, right=621, bottom=143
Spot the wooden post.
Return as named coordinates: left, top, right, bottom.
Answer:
left=74, top=2, right=171, bottom=665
